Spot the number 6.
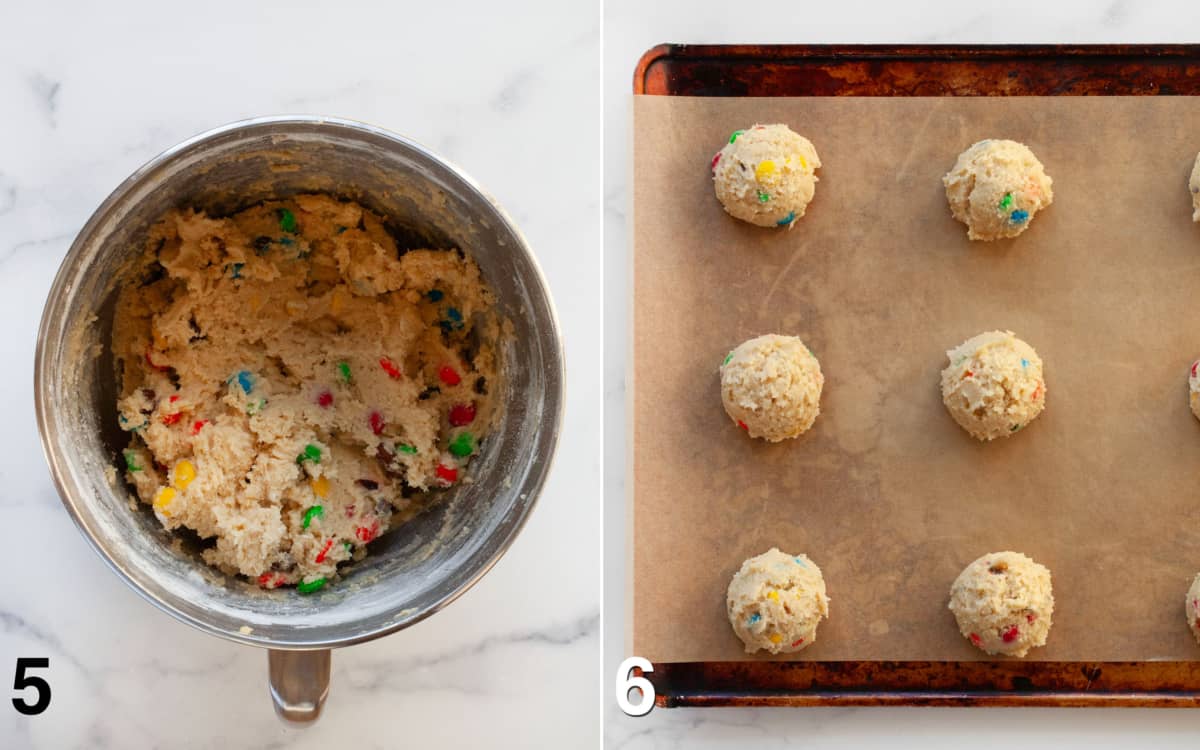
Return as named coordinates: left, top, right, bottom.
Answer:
left=615, top=656, right=655, bottom=716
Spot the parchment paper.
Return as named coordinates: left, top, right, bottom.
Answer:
left=631, top=95, right=1200, bottom=662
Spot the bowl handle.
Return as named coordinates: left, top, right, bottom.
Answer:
left=268, top=649, right=331, bottom=725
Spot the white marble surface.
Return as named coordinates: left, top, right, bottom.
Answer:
left=0, top=1, right=600, bottom=747
left=604, top=1, right=1200, bottom=747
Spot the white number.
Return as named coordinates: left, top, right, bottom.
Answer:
left=615, top=656, right=655, bottom=716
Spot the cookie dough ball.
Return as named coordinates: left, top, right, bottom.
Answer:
left=711, top=124, right=821, bottom=228
left=727, top=548, right=830, bottom=654
left=941, top=330, right=1045, bottom=441
left=943, top=139, right=1054, bottom=241
left=1186, top=574, right=1200, bottom=644
left=949, top=551, right=1054, bottom=657
left=720, top=334, right=823, bottom=442
left=1189, top=359, right=1200, bottom=421
left=1190, top=152, right=1200, bottom=222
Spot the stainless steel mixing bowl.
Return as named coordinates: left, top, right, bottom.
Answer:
left=34, top=116, right=563, bottom=723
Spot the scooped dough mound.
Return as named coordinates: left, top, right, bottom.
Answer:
left=943, top=139, right=1054, bottom=241
left=727, top=548, right=830, bottom=655
left=720, top=334, right=823, bottom=442
left=1189, top=359, right=1200, bottom=421
left=1186, top=574, right=1200, bottom=644
left=113, top=194, right=499, bottom=591
left=949, top=551, right=1054, bottom=658
left=941, top=330, right=1045, bottom=441
left=1190, top=152, right=1200, bottom=222
left=711, top=124, right=821, bottom=228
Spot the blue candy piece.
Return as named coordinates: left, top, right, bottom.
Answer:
left=236, top=370, right=254, bottom=394
left=1010, top=209, right=1030, bottom=223
left=427, top=289, right=444, bottom=302
left=776, top=211, right=796, bottom=227
left=1021, top=358, right=1029, bottom=368
left=230, top=262, right=244, bottom=279
left=748, top=613, right=762, bottom=625
left=794, top=557, right=807, bottom=567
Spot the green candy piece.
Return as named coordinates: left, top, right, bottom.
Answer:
left=722, top=352, right=733, bottom=366
left=302, top=505, right=324, bottom=529
left=123, top=450, right=142, bottom=472
left=999, top=192, right=1013, bottom=210
left=449, top=431, right=475, bottom=457
left=729, top=129, right=744, bottom=144
left=279, top=208, right=297, bottom=233
left=297, top=577, right=326, bottom=594
left=337, top=361, right=352, bottom=383
left=343, top=541, right=353, bottom=553
left=396, top=443, right=418, bottom=455
left=246, top=398, right=266, bottom=415
left=757, top=191, right=770, bottom=203
left=297, top=444, right=322, bottom=464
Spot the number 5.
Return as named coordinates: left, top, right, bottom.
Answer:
left=12, top=658, right=51, bottom=716
left=615, top=656, right=655, bottom=716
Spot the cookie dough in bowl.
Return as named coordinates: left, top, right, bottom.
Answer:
left=711, top=124, right=821, bottom=228
left=949, top=551, right=1054, bottom=658
left=943, top=139, right=1054, bottom=241
left=114, top=194, right=500, bottom=592
left=720, top=334, right=823, bottom=442
left=940, top=330, right=1045, bottom=441
left=727, top=548, right=830, bottom=655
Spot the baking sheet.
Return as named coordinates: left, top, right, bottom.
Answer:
left=631, top=95, right=1200, bottom=663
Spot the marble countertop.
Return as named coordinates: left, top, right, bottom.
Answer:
left=0, top=1, right=600, bottom=747
left=604, top=0, right=1200, bottom=747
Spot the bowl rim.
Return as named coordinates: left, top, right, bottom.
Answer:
left=34, top=115, right=565, bottom=650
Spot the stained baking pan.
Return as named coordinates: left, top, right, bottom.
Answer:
left=630, top=44, right=1200, bottom=708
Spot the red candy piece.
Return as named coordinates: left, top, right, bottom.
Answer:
left=1027, top=613, right=1037, bottom=623
left=737, top=420, right=748, bottom=431
left=969, top=633, right=982, bottom=647
left=369, top=410, right=385, bottom=435
left=380, top=357, right=403, bottom=379
left=314, top=539, right=334, bottom=564
left=144, top=349, right=170, bottom=372
left=711, top=152, right=721, bottom=172
left=258, top=573, right=283, bottom=589
left=355, top=521, right=380, bottom=543
left=791, top=638, right=804, bottom=648
left=168, top=395, right=179, bottom=403
left=1001, top=625, right=1020, bottom=643
left=345, top=504, right=356, bottom=518
left=1192, top=361, right=1198, bottom=378
left=317, top=390, right=334, bottom=408
left=435, top=463, right=458, bottom=484
left=449, top=403, right=476, bottom=427
left=190, top=419, right=208, bottom=436
left=162, top=412, right=183, bottom=426
left=438, top=365, right=461, bottom=386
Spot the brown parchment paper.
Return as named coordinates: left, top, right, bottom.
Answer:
left=631, top=95, right=1200, bottom=663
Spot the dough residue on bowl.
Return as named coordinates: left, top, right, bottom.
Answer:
left=112, top=194, right=499, bottom=592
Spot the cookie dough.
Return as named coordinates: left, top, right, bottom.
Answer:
left=949, top=551, right=1054, bottom=658
left=1190, top=152, right=1200, bottom=222
left=113, top=194, right=499, bottom=591
left=711, top=124, right=821, bottom=228
left=727, top=548, right=830, bottom=655
left=941, top=330, right=1045, bottom=441
left=1186, top=573, right=1200, bottom=644
left=1189, top=359, right=1200, bottom=422
left=720, top=334, right=823, bottom=442
left=943, top=139, right=1054, bottom=241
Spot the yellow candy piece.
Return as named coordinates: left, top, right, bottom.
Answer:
left=769, top=633, right=783, bottom=644
left=755, top=160, right=776, bottom=182
left=154, top=487, right=177, bottom=516
left=797, top=154, right=807, bottom=170
left=767, top=590, right=780, bottom=602
left=173, top=460, right=196, bottom=491
left=311, top=476, right=330, bottom=498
